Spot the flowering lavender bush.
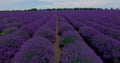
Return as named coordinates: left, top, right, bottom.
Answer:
left=12, top=29, right=31, bottom=40
left=85, top=21, right=120, bottom=41
left=34, top=27, right=56, bottom=44
left=11, top=36, right=55, bottom=63
left=1, top=27, right=18, bottom=35
left=43, top=14, right=56, bottom=31
left=0, top=24, right=6, bottom=33
left=60, top=40, right=103, bottom=63
left=78, top=25, right=120, bottom=63
left=66, top=16, right=84, bottom=30
left=59, top=22, right=74, bottom=35
left=78, top=26, right=100, bottom=41
left=91, top=33, right=120, bottom=63
left=6, top=22, right=25, bottom=28
left=60, top=31, right=81, bottom=47
left=0, top=35, right=24, bottom=63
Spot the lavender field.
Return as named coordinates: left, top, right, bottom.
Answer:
left=0, top=10, right=120, bottom=63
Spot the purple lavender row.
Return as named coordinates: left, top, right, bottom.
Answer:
left=58, top=13, right=75, bottom=35
left=58, top=13, right=81, bottom=46
left=33, top=14, right=56, bottom=44
left=88, top=14, right=120, bottom=28
left=0, top=11, right=53, bottom=24
left=58, top=13, right=103, bottom=62
left=0, top=16, right=25, bottom=24
left=59, top=22, right=74, bottom=35
left=60, top=31, right=103, bottom=63
left=10, top=36, right=55, bottom=63
left=0, top=23, right=25, bottom=36
left=0, top=18, right=28, bottom=36
left=0, top=12, right=53, bottom=35
left=0, top=18, right=25, bottom=36
left=0, top=13, right=39, bottom=62
left=2, top=18, right=47, bottom=40
left=78, top=26, right=120, bottom=63
left=42, top=13, right=56, bottom=31
left=63, top=15, right=85, bottom=31
left=22, top=11, right=52, bottom=24
left=0, top=12, right=53, bottom=63
left=6, top=22, right=25, bottom=28
left=60, top=10, right=120, bottom=25
left=60, top=12, right=120, bottom=62
left=0, top=11, right=54, bottom=36
left=0, top=35, right=24, bottom=63
left=34, top=27, right=56, bottom=44
left=8, top=12, right=53, bottom=40
left=0, top=11, right=53, bottom=40
left=84, top=21, right=120, bottom=41
left=0, top=23, right=6, bottom=33
left=59, top=30, right=80, bottom=47
left=0, top=21, right=54, bottom=63
left=90, top=18, right=120, bottom=30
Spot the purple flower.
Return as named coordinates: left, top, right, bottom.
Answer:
left=34, top=27, right=56, bottom=44
left=11, top=36, right=55, bottom=63
left=0, top=35, right=24, bottom=63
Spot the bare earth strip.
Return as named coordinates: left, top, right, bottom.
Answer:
left=53, top=15, right=61, bottom=63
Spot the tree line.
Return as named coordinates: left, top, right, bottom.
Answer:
left=0, top=8, right=119, bottom=12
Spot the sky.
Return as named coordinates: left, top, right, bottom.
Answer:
left=0, top=0, right=120, bottom=10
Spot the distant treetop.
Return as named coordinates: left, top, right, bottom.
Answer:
left=0, top=8, right=119, bottom=12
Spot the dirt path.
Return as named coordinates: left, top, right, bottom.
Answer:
left=53, top=15, right=61, bottom=63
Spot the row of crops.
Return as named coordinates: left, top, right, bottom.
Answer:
left=0, top=10, right=120, bottom=63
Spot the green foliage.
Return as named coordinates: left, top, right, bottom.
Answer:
left=2, top=27, right=17, bottom=35
left=63, top=36, right=78, bottom=45
left=0, top=8, right=119, bottom=12
left=28, top=8, right=38, bottom=11
left=71, top=57, right=80, bottom=63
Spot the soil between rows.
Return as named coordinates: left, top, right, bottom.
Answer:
left=53, top=16, right=61, bottom=63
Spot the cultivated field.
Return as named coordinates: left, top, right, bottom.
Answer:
left=0, top=10, right=120, bottom=63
